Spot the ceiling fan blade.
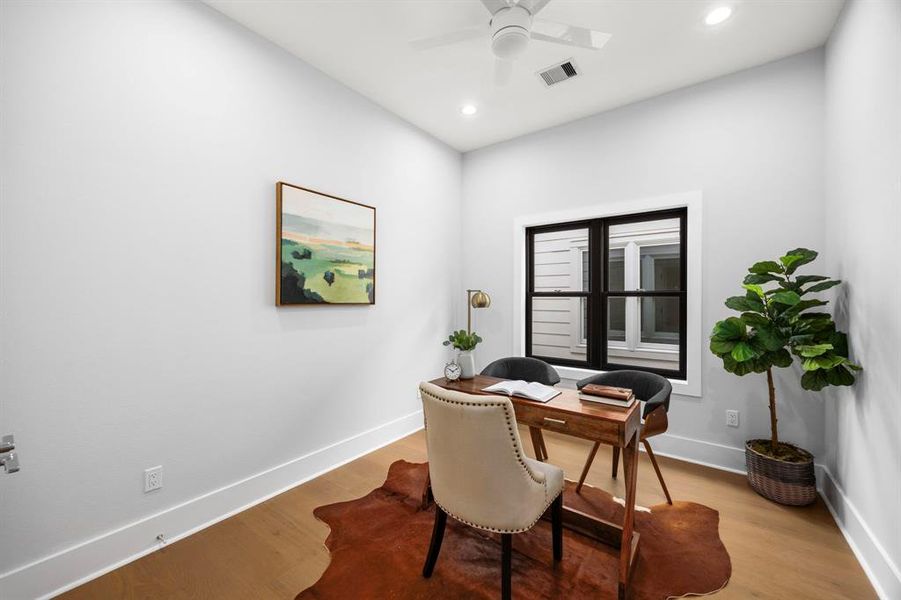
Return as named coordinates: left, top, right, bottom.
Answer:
left=494, top=57, right=513, bottom=86
left=481, top=0, right=512, bottom=16
left=409, top=25, right=486, bottom=51
left=515, top=0, right=551, bottom=16
left=531, top=19, right=612, bottom=51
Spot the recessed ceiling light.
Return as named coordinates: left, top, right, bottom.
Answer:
left=705, top=6, right=732, bottom=26
left=461, top=104, right=477, bottom=116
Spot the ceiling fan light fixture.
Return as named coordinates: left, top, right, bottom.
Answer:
left=704, top=6, right=733, bottom=26
left=490, top=6, right=532, bottom=60
left=492, top=27, right=530, bottom=60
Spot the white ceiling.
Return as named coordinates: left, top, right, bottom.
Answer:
left=205, top=0, right=844, bottom=152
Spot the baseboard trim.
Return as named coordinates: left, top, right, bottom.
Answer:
left=0, top=410, right=425, bottom=600
left=817, top=465, right=901, bottom=600
left=645, top=432, right=748, bottom=475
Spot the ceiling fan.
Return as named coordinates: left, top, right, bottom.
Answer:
left=410, top=0, right=612, bottom=86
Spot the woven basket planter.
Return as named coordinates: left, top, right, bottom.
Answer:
left=745, top=440, right=816, bottom=506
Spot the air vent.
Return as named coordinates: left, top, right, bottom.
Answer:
left=538, top=59, right=579, bottom=87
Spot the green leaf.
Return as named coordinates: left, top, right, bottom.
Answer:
left=741, top=312, right=770, bottom=327
left=744, top=273, right=783, bottom=285
left=795, top=275, right=829, bottom=286
left=793, top=314, right=835, bottom=334
left=780, top=248, right=818, bottom=275
left=742, top=283, right=765, bottom=298
left=790, top=333, right=816, bottom=345
left=801, top=369, right=829, bottom=391
left=798, top=311, right=831, bottom=320
left=750, top=357, right=772, bottom=373
left=709, top=339, right=736, bottom=355
left=770, top=290, right=801, bottom=306
left=802, top=353, right=846, bottom=371
left=825, top=366, right=855, bottom=386
left=731, top=341, right=758, bottom=362
left=749, top=260, right=784, bottom=275
left=744, top=292, right=766, bottom=313
left=783, top=299, right=828, bottom=317
left=795, top=343, right=833, bottom=357
left=732, top=358, right=757, bottom=375
left=722, top=354, right=756, bottom=375
left=778, top=280, right=803, bottom=292
left=769, top=348, right=794, bottom=368
left=754, top=325, right=788, bottom=351
left=830, top=331, right=849, bottom=357
left=712, top=317, right=746, bottom=341
left=724, top=296, right=753, bottom=312
left=805, top=280, right=841, bottom=293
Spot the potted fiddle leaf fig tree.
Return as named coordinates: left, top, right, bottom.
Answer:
left=709, top=248, right=860, bottom=506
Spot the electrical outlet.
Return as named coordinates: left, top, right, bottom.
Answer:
left=726, top=410, right=740, bottom=428
left=144, top=466, right=163, bottom=492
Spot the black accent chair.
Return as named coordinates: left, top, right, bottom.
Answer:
left=481, top=357, right=560, bottom=463
left=576, top=370, right=674, bottom=504
left=480, top=357, right=561, bottom=386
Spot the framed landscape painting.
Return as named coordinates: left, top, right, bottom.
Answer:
left=276, top=182, right=376, bottom=306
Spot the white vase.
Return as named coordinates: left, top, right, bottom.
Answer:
left=458, top=351, right=476, bottom=379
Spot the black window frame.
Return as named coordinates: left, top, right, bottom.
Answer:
left=525, top=207, right=687, bottom=380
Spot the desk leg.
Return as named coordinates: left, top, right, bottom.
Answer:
left=528, top=427, right=546, bottom=461
left=538, top=430, right=549, bottom=460
left=618, top=432, right=640, bottom=600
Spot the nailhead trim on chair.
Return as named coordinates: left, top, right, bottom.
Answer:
left=420, top=386, right=563, bottom=534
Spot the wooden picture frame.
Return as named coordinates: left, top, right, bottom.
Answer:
left=276, top=182, right=376, bottom=306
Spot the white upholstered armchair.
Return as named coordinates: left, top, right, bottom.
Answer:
left=419, top=381, right=565, bottom=599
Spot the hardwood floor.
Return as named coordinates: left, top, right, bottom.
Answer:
left=59, top=429, right=876, bottom=599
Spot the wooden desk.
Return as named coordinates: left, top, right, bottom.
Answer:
left=428, top=375, right=641, bottom=600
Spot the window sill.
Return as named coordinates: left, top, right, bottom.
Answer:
left=552, top=364, right=700, bottom=398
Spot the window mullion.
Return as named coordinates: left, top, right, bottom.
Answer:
left=591, top=219, right=604, bottom=370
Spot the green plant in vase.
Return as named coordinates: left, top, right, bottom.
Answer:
left=443, top=330, right=483, bottom=379
left=709, top=248, right=860, bottom=504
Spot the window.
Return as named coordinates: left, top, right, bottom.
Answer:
left=526, top=208, right=687, bottom=379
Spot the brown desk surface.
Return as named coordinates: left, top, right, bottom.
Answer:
left=429, top=374, right=639, bottom=427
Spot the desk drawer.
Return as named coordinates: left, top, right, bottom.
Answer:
left=514, top=403, right=622, bottom=445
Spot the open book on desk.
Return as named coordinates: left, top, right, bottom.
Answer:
left=481, top=380, right=561, bottom=403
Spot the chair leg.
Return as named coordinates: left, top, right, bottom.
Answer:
left=576, top=441, right=601, bottom=493
left=501, top=533, right=512, bottom=600
left=551, top=493, right=563, bottom=562
left=422, top=506, right=447, bottom=577
left=612, top=445, right=620, bottom=479
left=643, top=440, right=672, bottom=505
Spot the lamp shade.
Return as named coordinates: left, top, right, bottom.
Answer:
left=470, top=291, right=491, bottom=309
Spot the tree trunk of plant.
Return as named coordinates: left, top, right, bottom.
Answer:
left=766, top=367, right=779, bottom=449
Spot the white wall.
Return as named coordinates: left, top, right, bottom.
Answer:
left=462, top=50, right=827, bottom=468
left=0, top=1, right=460, bottom=595
left=822, top=0, right=901, bottom=597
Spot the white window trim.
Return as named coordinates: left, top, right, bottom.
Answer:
left=568, top=239, right=589, bottom=355
left=513, top=190, right=703, bottom=398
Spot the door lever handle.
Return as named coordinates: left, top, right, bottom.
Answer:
left=0, top=435, right=14, bottom=454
